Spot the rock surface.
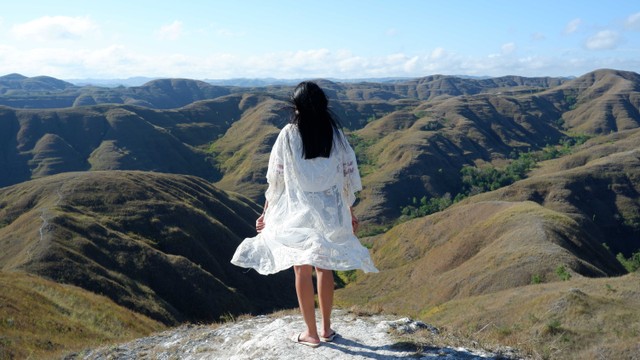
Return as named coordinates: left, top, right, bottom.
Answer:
left=72, top=309, right=515, bottom=359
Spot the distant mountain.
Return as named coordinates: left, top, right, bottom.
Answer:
left=0, top=73, right=75, bottom=92
left=0, top=96, right=252, bottom=187
left=0, top=74, right=233, bottom=109
left=540, top=69, right=640, bottom=134
left=0, top=171, right=297, bottom=325
left=66, top=76, right=159, bottom=87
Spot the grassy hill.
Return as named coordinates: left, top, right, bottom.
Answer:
left=3, top=69, right=637, bottom=225
left=335, top=128, right=640, bottom=359
left=2, top=69, right=640, bottom=358
left=0, top=271, right=164, bottom=359
left=415, top=273, right=640, bottom=359
left=0, top=98, right=245, bottom=187
left=350, top=69, right=640, bottom=224
left=0, top=171, right=297, bottom=326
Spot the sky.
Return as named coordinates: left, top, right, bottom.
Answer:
left=0, top=0, right=639, bottom=80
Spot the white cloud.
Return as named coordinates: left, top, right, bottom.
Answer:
left=564, top=18, right=581, bottom=34
left=501, top=42, right=516, bottom=55
left=625, top=12, right=640, bottom=30
left=11, top=16, right=98, bottom=42
left=585, top=30, right=620, bottom=50
left=1, top=40, right=637, bottom=81
left=386, top=28, right=398, bottom=37
left=157, top=20, right=183, bottom=41
left=429, top=47, right=446, bottom=60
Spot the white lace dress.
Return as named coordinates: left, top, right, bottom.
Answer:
left=231, top=124, right=378, bottom=275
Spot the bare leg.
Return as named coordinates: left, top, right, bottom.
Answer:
left=315, top=267, right=334, bottom=338
left=294, top=265, right=320, bottom=344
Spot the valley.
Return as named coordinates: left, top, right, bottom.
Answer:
left=1, top=69, right=639, bottom=359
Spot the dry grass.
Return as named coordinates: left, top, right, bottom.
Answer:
left=0, top=170, right=297, bottom=326
left=335, top=194, right=636, bottom=358
left=419, top=273, right=640, bottom=359
left=336, top=271, right=640, bottom=359
left=0, top=271, right=165, bottom=360
left=337, top=199, right=622, bottom=311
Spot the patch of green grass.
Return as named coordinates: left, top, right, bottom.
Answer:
left=531, top=274, right=543, bottom=284
left=544, top=318, right=563, bottom=335
left=556, top=265, right=572, bottom=281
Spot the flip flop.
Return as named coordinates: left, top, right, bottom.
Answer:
left=320, top=331, right=337, bottom=342
left=292, top=332, right=320, bottom=348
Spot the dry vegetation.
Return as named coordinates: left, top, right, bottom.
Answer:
left=2, top=69, right=640, bottom=359
left=0, top=171, right=297, bottom=327
left=0, top=271, right=165, bottom=359
left=336, top=126, right=640, bottom=359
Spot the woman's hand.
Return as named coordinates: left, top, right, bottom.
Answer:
left=350, top=207, right=359, bottom=234
left=256, top=214, right=265, bottom=233
left=256, top=200, right=268, bottom=233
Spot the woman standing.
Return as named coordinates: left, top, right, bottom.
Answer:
left=231, top=81, right=378, bottom=348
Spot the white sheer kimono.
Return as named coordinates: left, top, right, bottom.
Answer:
left=231, top=124, right=378, bottom=275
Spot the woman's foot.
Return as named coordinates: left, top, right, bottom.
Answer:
left=320, top=329, right=337, bottom=342
left=292, top=332, right=320, bottom=348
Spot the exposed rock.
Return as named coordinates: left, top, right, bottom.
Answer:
left=71, top=310, right=512, bottom=359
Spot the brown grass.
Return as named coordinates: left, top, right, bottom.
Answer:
left=0, top=271, right=165, bottom=360
left=419, top=273, right=640, bottom=359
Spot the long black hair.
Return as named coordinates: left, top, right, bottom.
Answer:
left=290, top=81, right=343, bottom=159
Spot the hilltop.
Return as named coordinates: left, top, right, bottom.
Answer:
left=71, top=309, right=519, bottom=360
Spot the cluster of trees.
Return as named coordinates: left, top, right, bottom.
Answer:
left=616, top=251, right=640, bottom=272
left=400, top=135, right=591, bottom=220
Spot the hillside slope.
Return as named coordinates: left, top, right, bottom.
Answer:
left=0, top=171, right=297, bottom=325
left=335, top=128, right=640, bottom=359
left=0, top=271, right=164, bottom=359
left=2, top=69, right=639, bottom=226
left=0, top=96, right=254, bottom=187
left=352, top=69, right=640, bottom=223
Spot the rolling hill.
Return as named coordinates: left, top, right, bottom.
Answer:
left=0, top=74, right=232, bottom=109
left=335, top=128, right=640, bottom=359
left=0, top=171, right=297, bottom=326
left=1, top=69, right=640, bottom=359
left=349, top=69, right=640, bottom=223
left=2, top=69, right=639, bottom=225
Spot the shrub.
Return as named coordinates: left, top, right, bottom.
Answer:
left=616, top=251, right=640, bottom=272
left=556, top=265, right=572, bottom=281
left=531, top=274, right=543, bottom=284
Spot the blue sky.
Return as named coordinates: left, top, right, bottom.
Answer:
left=0, top=0, right=639, bottom=80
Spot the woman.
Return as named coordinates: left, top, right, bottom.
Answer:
left=231, top=81, right=378, bottom=348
